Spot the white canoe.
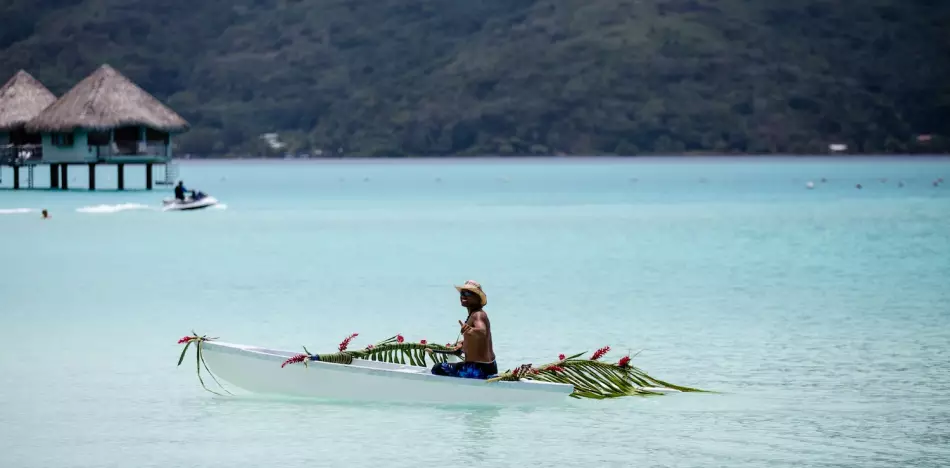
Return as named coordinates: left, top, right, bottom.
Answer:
left=198, top=340, right=575, bottom=406
left=162, top=196, right=218, bottom=211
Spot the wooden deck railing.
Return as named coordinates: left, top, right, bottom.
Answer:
left=93, top=143, right=168, bottom=160
left=0, top=145, right=43, bottom=164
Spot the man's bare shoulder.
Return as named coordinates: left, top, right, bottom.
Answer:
left=472, top=310, right=490, bottom=322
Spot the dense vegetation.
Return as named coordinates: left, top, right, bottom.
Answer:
left=2, top=0, right=948, bottom=156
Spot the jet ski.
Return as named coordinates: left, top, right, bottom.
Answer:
left=163, top=190, right=219, bottom=211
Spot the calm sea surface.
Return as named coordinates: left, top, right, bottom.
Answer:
left=1, top=157, right=949, bottom=467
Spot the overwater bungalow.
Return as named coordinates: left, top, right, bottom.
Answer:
left=1, top=64, right=188, bottom=190
left=0, top=70, right=57, bottom=165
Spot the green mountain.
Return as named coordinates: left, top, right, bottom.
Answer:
left=2, top=0, right=948, bottom=156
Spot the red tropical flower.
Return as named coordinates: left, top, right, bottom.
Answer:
left=339, top=333, right=359, bottom=352
left=281, top=354, right=307, bottom=368
left=396, top=334, right=405, bottom=343
left=617, top=356, right=631, bottom=368
left=591, top=346, right=611, bottom=361
left=420, top=339, right=427, bottom=345
left=177, top=336, right=193, bottom=344
left=366, top=344, right=374, bottom=350
left=558, top=354, right=566, bottom=361
left=545, top=365, right=565, bottom=373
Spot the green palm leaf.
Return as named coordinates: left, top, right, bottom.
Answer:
left=488, top=351, right=709, bottom=398
left=175, top=333, right=232, bottom=396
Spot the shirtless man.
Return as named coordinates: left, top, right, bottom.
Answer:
left=430, top=280, right=497, bottom=379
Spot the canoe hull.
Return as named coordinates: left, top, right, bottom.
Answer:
left=198, top=341, right=574, bottom=406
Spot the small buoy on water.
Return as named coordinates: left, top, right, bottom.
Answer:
left=41, top=209, right=50, bottom=219
left=821, top=177, right=827, bottom=183
left=806, top=181, right=815, bottom=189
left=856, top=183, right=863, bottom=189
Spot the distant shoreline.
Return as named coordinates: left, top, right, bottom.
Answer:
left=172, top=153, right=950, bottom=164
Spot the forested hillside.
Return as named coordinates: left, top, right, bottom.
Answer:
left=2, top=0, right=948, bottom=156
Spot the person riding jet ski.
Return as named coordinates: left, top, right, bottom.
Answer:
left=174, top=181, right=189, bottom=201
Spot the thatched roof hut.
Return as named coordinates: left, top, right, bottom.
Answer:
left=0, top=70, right=57, bottom=131
left=26, top=64, right=188, bottom=133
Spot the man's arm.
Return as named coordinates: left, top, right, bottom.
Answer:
left=460, top=313, right=488, bottom=337
left=427, top=342, right=463, bottom=355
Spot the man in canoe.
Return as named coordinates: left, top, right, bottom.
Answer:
left=429, top=280, right=498, bottom=379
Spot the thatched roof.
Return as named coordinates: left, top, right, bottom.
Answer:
left=0, top=70, right=57, bottom=131
left=26, top=64, right=189, bottom=133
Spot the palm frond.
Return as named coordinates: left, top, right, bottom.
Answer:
left=487, top=350, right=709, bottom=399
left=175, top=331, right=232, bottom=396
left=308, top=341, right=458, bottom=367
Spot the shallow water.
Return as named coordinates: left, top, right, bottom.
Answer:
left=1, top=157, right=949, bottom=467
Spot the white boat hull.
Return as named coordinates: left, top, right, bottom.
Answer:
left=162, top=196, right=218, bottom=211
left=198, top=341, right=575, bottom=406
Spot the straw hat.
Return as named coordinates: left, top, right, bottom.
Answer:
left=455, top=280, right=487, bottom=306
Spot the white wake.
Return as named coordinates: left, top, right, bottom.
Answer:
left=76, top=203, right=153, bottom=214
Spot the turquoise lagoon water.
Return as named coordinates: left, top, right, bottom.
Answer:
left=1, top=157, right=949, bottom=467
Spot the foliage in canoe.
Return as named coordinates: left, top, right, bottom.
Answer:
left=176, top=332, right=232, bottom=396
left=279, top=335, right=708, bottom=399
left=280, top=334, right=462, bottom=367
left=486, top=347, right=708, bottom=399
